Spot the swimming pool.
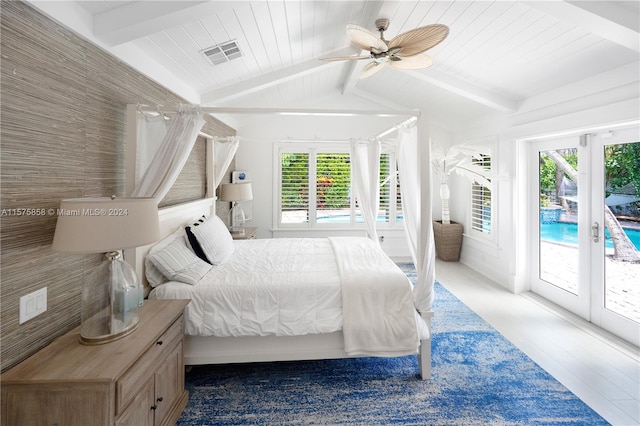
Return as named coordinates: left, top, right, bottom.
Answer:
left=540, top=221, right=640, bottom=251
left=317, top=214, right=404, bottom=223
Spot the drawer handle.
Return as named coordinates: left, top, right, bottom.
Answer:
left=156, top=340, right=163, bottom=346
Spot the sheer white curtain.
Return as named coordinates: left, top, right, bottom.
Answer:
left=131, top=105, right=205, bottom=202
left=397, top=124, right=435, bottom=312
left=134, top=112, right=168, bottom=184
left=350, top=138, right=381, bottom=243
left=214, top=136, right=240, bottom=189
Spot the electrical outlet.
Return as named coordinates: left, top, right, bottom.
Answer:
left=19, top=287, right=47, bottom=324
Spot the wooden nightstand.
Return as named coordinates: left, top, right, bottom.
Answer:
left=2, top=299, right=190, bottom=426
left=231, top=226, right=257, bottom=240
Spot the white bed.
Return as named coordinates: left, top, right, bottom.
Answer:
left=131, top=198, right=433, bottom=379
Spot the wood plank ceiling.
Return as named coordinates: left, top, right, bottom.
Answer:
left=30, top=0, right=640, bottom=128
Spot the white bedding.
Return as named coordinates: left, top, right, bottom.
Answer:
left=150, top=238, right=343, bottom=337
left=149, top=237, right=428, bottom=347
left=330, top=237, right=420, bottom=357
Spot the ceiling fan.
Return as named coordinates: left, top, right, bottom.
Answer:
left=322, top=19, right=449, bottom=79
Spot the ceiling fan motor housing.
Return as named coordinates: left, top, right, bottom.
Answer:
left=375, top=18, right=389, bottom=32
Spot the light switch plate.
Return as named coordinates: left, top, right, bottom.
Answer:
left=19, top=287, right=47, bottom=324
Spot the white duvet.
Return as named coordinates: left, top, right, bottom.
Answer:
left=149, top=237, right=427, bottom=352
left=150, top=238, right=343, bottom=337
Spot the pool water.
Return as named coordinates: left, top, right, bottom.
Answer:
left=540, top=221, right=640, bottom=251
left=317, top=214, right=404, bottom=223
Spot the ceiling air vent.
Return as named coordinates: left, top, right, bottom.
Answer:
left=201, top=41, right=243, bottom=66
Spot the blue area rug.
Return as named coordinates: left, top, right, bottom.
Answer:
left=178, top=263, right=609, bottom=425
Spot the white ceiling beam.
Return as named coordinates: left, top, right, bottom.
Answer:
left=523, top=0, right=639, bottom=52
left=94, top=1, right=242, bottom=46
left=351, top=88, right=415, bottom=112
left=201, top=48, right=356, bottom=105
left=406, top=69, right=519, bottom=112
left=342, top=60, right=368, bottom=94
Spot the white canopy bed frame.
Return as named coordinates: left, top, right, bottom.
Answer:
left=125, top=104, right=436, bottom=380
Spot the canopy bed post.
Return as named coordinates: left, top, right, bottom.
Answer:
left=417, top=114, right=436, bottom=379
left=419, top=311, right=434, bottom=378
left=124, top=104, right=144, bottom=284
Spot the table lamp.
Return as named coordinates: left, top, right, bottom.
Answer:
left=219, top=182, right=252, bottom=234
left=52, top=196, right=160, bottom=345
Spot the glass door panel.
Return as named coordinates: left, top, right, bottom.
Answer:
left=530, top=136, right=589, bottom=320
left=590, top=129, right=640, bottom=346
left=603, top=141, right=640, bottom=323
left=538, top=148, right=579, bottom=294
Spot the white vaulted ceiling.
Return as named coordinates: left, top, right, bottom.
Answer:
left=28, top=1, right=640, bottom=130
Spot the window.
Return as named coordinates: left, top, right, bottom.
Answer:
left=373, top=152, right=402, bottom=224
left=316, top=152, right=351, bottom=223
left=276, top=144, right=402, bottom=228
left=280, top=152, right=310, bottom=224
left=470, top=154, right=492, bottom=235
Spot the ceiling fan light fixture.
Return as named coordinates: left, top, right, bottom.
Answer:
left=323, top=19, right=449, bottom=78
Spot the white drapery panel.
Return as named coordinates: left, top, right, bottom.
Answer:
left=131, top=105, right=205, bottom=203
left=350, top=139, right=381, bottom=243
left=214, top=136, right=240, bottom=189
left=134, top=112, right=168, bottom=184
left=397, top=125, right=435, bottom=312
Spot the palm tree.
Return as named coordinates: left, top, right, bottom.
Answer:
left=545, top=150, right=640, bottom=263
left=431, top=141, right=493, bottom=225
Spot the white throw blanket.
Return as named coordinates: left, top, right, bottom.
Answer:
left=329, top=237, right=420, bottom=357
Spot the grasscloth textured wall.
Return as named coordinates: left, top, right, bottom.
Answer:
left=0, top=1, right=235, bottom=372
left=160, top=136, right=208, bottom=208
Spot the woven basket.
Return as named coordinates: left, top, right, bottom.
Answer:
left=432, top=220, right=463, bottom=261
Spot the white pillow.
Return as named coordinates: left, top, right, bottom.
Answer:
left=147, top=236, right=212, bottom=285
left=185, top=215, right=234, bottom=265
left=145, top=227, right=185, bottom=287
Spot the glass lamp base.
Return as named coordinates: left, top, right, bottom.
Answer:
left=79, top=252, right=141, bottom=345
left=79, top=320, right=139, bottom=345
left=228, top=202, right=246, bottom=234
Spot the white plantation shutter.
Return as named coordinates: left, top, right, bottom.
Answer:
left=396, top=167, right=403, bottom=222
left=378, top=153, right=391, bottom=223
left=471, top=155, right=492, bottom=234
left=280, top=151, right=310, bottom=224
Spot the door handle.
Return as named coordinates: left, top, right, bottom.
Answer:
left=591, top=222, right=600, bottom=243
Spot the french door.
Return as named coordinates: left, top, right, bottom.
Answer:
left=529, top=124, right=640, bottom=346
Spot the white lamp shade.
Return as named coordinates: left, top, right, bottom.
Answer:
left=219, top=182, right=253, bottom=202
left=52, top=197, right=160, bottom=253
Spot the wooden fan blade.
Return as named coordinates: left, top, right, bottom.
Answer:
left=346, top=24, right=388, bottom=53
left=389, top=53, right=433, bottom=70
left=320, top=55, right=370, bottom=61
left=360, top=61, right=386, bottom=79
left=388, top=24, right=449, bottom=57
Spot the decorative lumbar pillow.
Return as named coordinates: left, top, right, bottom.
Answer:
left=184, top=216, right=208, bottom=262
left=147, top=236, right=212, bottom=286
left=185, top=215, right=234, bottom=265
left=145, top=227, right=185, bottom=287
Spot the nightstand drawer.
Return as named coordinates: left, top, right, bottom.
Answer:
left=116, top=317, right=183, bottom=414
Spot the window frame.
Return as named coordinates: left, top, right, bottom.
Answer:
left=467, top=138, right=496, bottom=243
left=273, top=142, right=403, bottom=230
